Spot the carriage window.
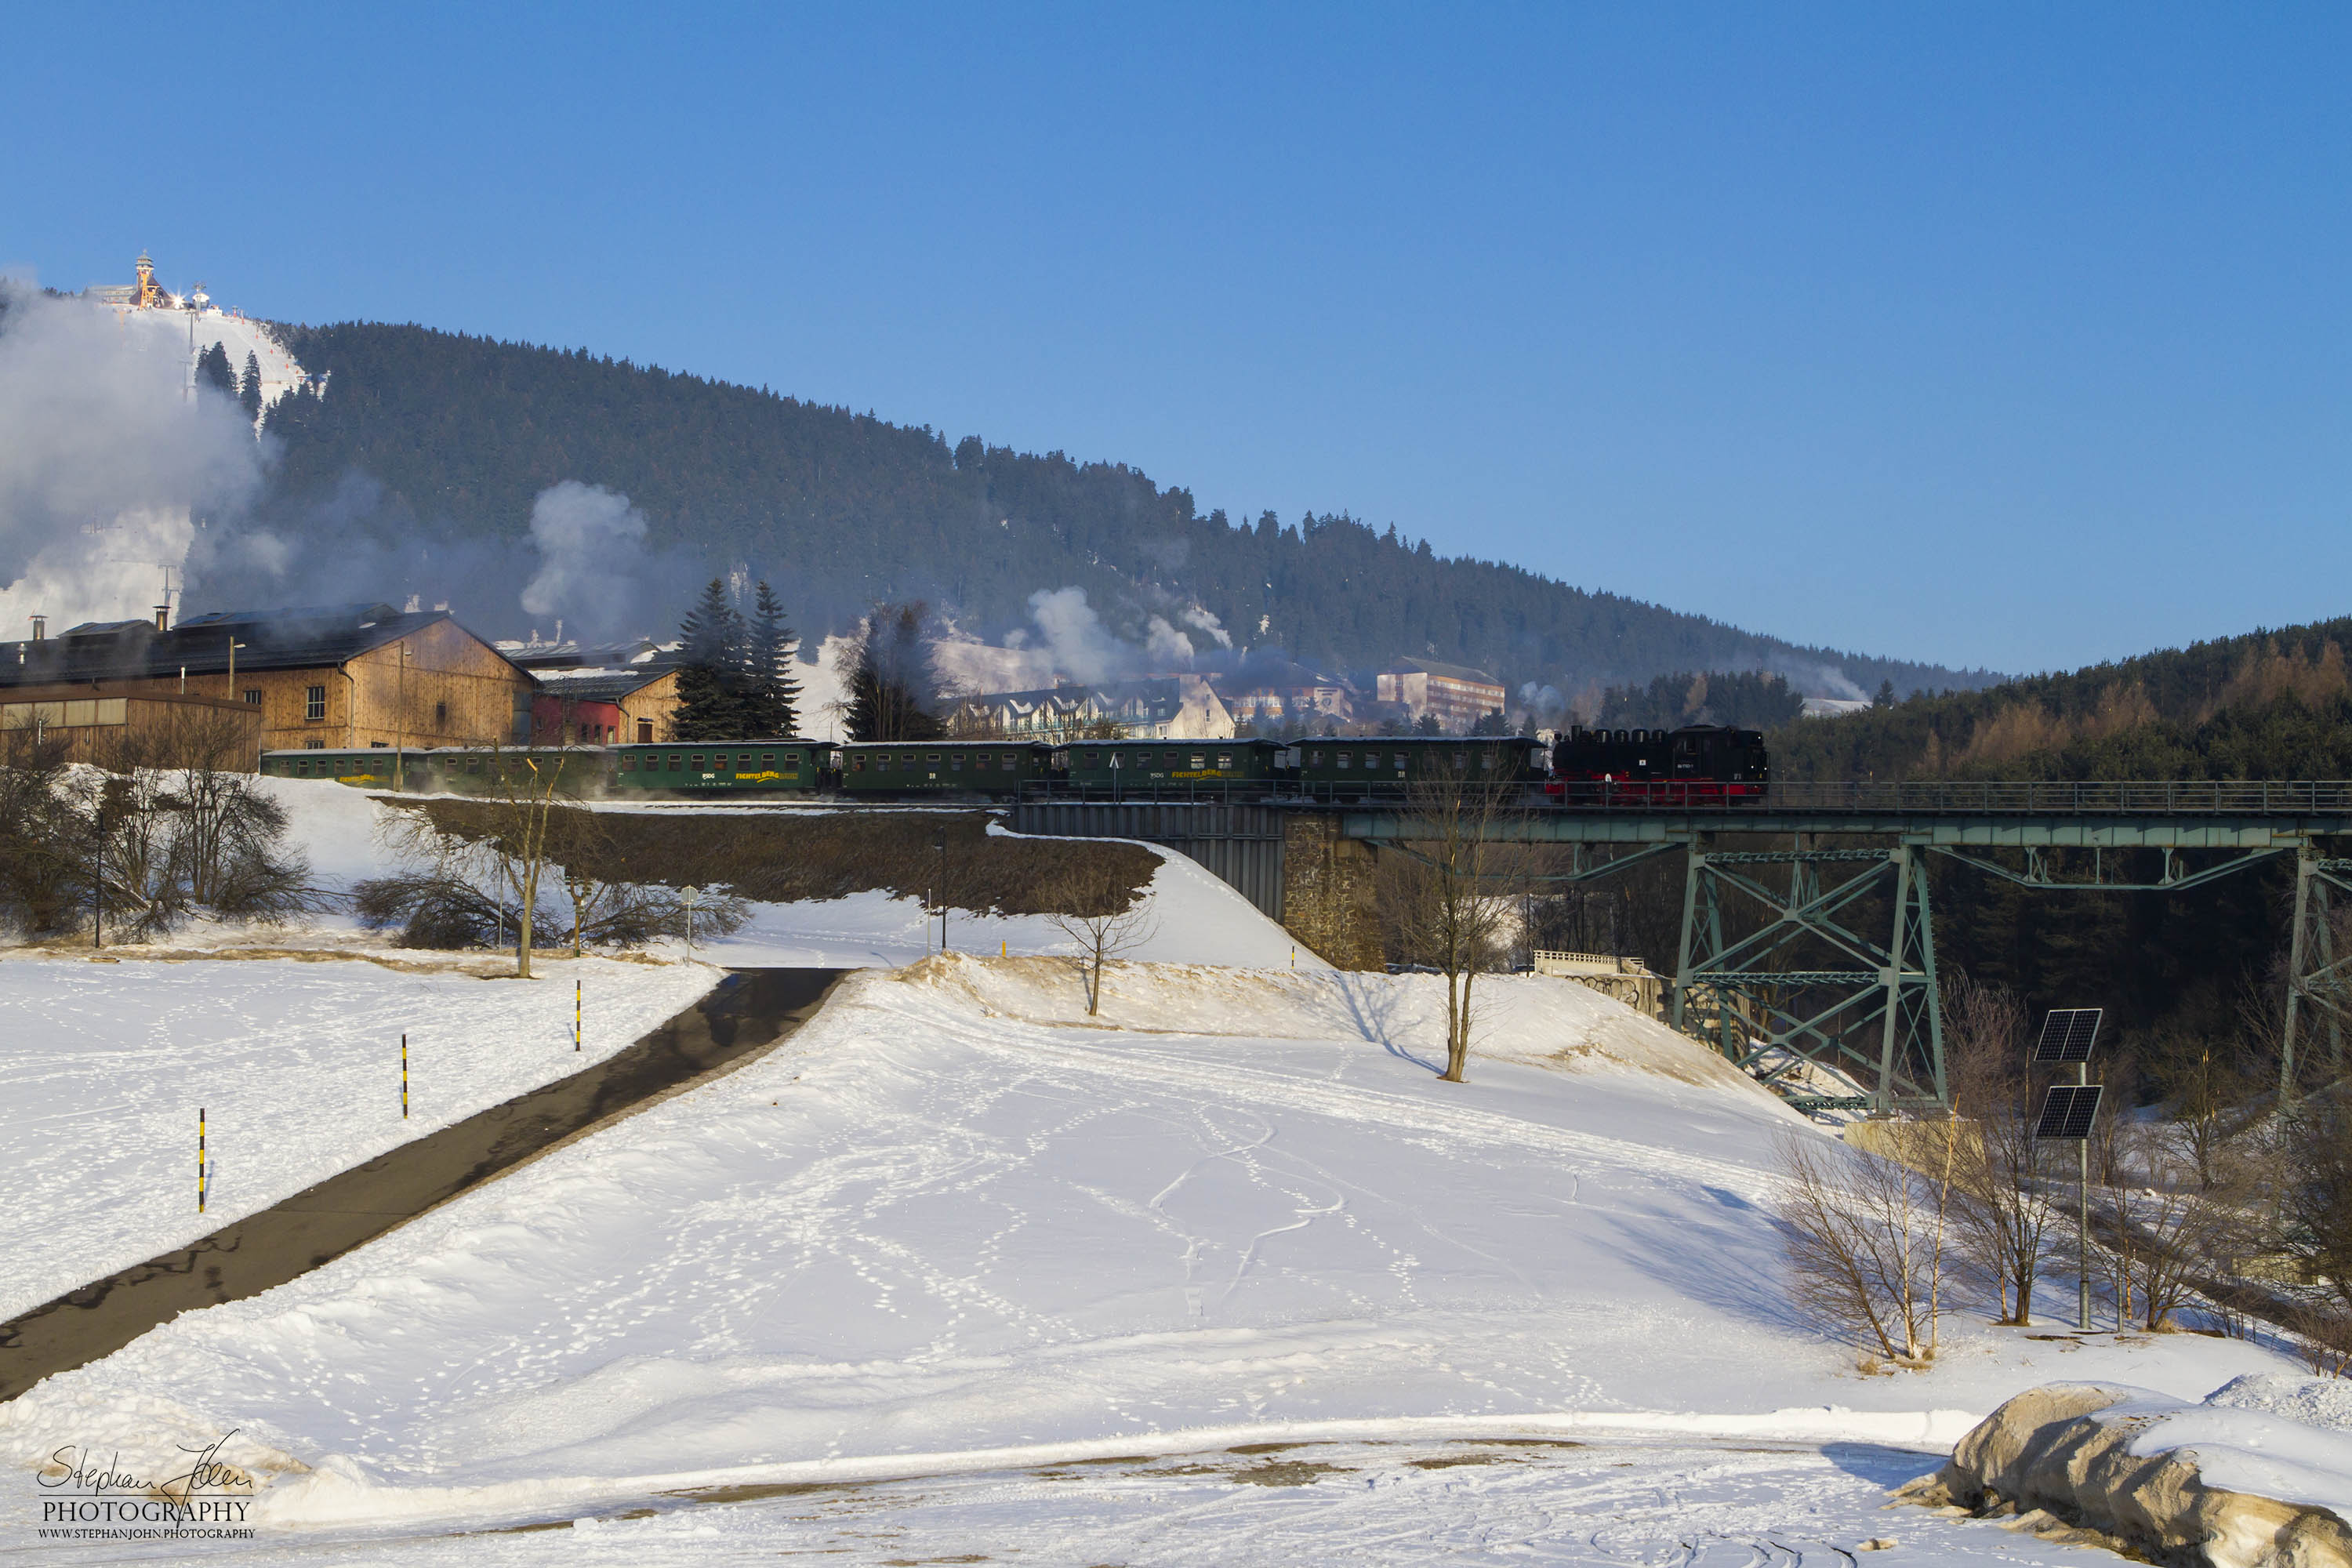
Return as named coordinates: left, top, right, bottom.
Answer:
left=668, top=754, right=682, bottom=771
left=1337, top=752, right=1351, bottom=768
left=467, top=757, right=482, bottom=774
left=690, top=755, right=704, bottom=769
left=1309, top=750, right=1323, bottom=766
left=1454, top=752, right=1467, bottom=769
left=950, top=753, right=964, bottom=770
left=851, top=755, right=866, bottom=771
left=926, top=752, right=942, bottom=764
left=1217, top=753, right=1232, bottom=769
left=622, top=755, right=636, bottom=771
left=1084, top=751, right=1101, bottom=767
left=1003, top=754, right=1017, bottom=770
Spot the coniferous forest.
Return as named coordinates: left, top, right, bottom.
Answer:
left=249, top=321, right=1996, bottom=700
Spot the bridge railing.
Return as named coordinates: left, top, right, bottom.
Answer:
left=1548, top=780, right=2352, bottom=815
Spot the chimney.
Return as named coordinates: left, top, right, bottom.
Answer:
left=30, top=615, right=45, bottom=641
left=154, top=604, right=170, bottom=632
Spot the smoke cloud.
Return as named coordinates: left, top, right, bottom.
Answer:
left=0, top=282, right=266, bottom=635
left=520, top=481, right=652, bottom=641
left=929, top=586, right=1239, bottom=695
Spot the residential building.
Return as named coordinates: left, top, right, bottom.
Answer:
left=1, top=603, right=535, bottom=755
left=1376, top=659, right=1507, bottom=731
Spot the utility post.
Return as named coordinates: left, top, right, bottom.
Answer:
left=2030, top=1008, right=2103, bottom=1332
left=394, top=641, right=412, bottom=792
left=935, top=829, right=949, bottom=953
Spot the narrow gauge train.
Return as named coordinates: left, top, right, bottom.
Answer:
left=260, top=724, right=1770, bottom=804
left=1544, top=722, right=1769, bottom=804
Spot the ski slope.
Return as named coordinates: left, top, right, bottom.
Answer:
left=0, top=956, right=2295, bottom=1551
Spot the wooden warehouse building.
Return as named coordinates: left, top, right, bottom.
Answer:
left=1, top=603, right=536, bottom=766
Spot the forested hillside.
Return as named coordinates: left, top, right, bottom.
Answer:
left=1769, top=618, right=2352, bottom=782
left=246, top=322, right=1994, bottom=700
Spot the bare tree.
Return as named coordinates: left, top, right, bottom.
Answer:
left=1941, top=975, right=2058, bottom=1324
left=1773, top=1127, right=1951, bottom=1365
left=477, top=747, right=570, bottom=977
left=1043, top=858, right=1159, bottom=1014
left=2150, top=1025, right=2255, bottom=1190
left=1385, top=746, right=1537, bottom=1083
left=2100, top=1120, right=2256, bottom=1331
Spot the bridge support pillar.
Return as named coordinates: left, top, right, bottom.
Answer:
left=1281, top=812, right=1385, bottom=970
left=1666, top=840, right=1947, bottom=1111
left=2283, top=847, right=2352, bottom=1097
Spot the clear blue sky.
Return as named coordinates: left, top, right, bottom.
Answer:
left=6, top=3, right=2347, bottom=675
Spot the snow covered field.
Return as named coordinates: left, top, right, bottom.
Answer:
left=0, top=956, right=2300, bottom=1559
left=0, top=952, right=721, bottom=1321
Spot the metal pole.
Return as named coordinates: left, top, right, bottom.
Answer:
left=575, top=978, right=582, bottom=1051
left=198, top=1108, right=207, bottom=1214
left=2078, top=1058, right=2092, bottom=1331
left=401, top=1035, right=408, bottom=1119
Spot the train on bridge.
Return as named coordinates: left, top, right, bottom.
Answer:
left=258, top=722, right=1773, bottom=804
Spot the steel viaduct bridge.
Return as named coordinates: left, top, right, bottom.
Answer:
left=1014, top=781, right=2352, bottom=1112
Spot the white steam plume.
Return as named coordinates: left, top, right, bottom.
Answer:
left=520, top=481, right=652, bottom=641
left=0, top=283, right=265, bottom=634
left=929, top=586, right=1227, bottom=696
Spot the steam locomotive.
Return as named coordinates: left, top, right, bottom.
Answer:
left=1544, top=723, right=1770, bottom=803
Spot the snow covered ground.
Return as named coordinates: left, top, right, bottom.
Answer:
left=0, top=956, right=2301, bottom=1559
left=0, top=952, right=721, bottom=1321
left=6, top=1434, right=2100, bottom=1566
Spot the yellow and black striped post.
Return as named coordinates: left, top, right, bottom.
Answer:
left=401, top=1033, right=409, bottom=1119
left=574, top=978, right=582, bottom=1051
left=198, top=1108, right=207, bottom=1213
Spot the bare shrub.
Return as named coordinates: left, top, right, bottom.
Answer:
left=1042, top=859, right=1159, bottom=1014
left=356, top=805, right=746, bottom=952
left=1773, top=1128, right=1950, bottom=1365
left=2288, top=1303, right=2352, bottom=1378
left=2099, top=1120, right=2258, bottom=1331
left=1941, top=975, right=2058, bottom=1324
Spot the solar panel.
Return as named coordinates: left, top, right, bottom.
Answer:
left=2034, top=1007, right=2103, bottom=1063
left=2034, top=1083, right=2103, bottom=1141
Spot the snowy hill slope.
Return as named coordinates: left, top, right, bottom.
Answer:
left=0, top=956, right=2294, bottom=1538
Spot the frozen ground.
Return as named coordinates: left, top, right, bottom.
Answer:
left=8, top=1434, right=2107, bottom=1566
left=0, top=956, right=2299, bottom=1559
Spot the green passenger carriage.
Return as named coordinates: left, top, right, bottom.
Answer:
left=1052, top=738, right=1285, bottom=795
left=1289, top=735, right=1550, bottom=799
left=837, top=740, right=1054, bottom=793
left=610, top=741, right=831, bottom=793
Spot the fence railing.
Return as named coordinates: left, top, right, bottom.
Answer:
left=1544, top=779, right=2352, bottom=815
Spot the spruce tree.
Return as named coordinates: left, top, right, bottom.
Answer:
left=195, top=342, right=236, bottom=397
left=742, top=581, right=801, bottom=737
left=670, top=579, right=750, bottom=739
left=238, top=351, right=263, bottom=421
left=844, top=603, right=942, bottom=742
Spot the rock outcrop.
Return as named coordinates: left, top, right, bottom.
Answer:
left=1899, top=1383, right=2352, bottom=1568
